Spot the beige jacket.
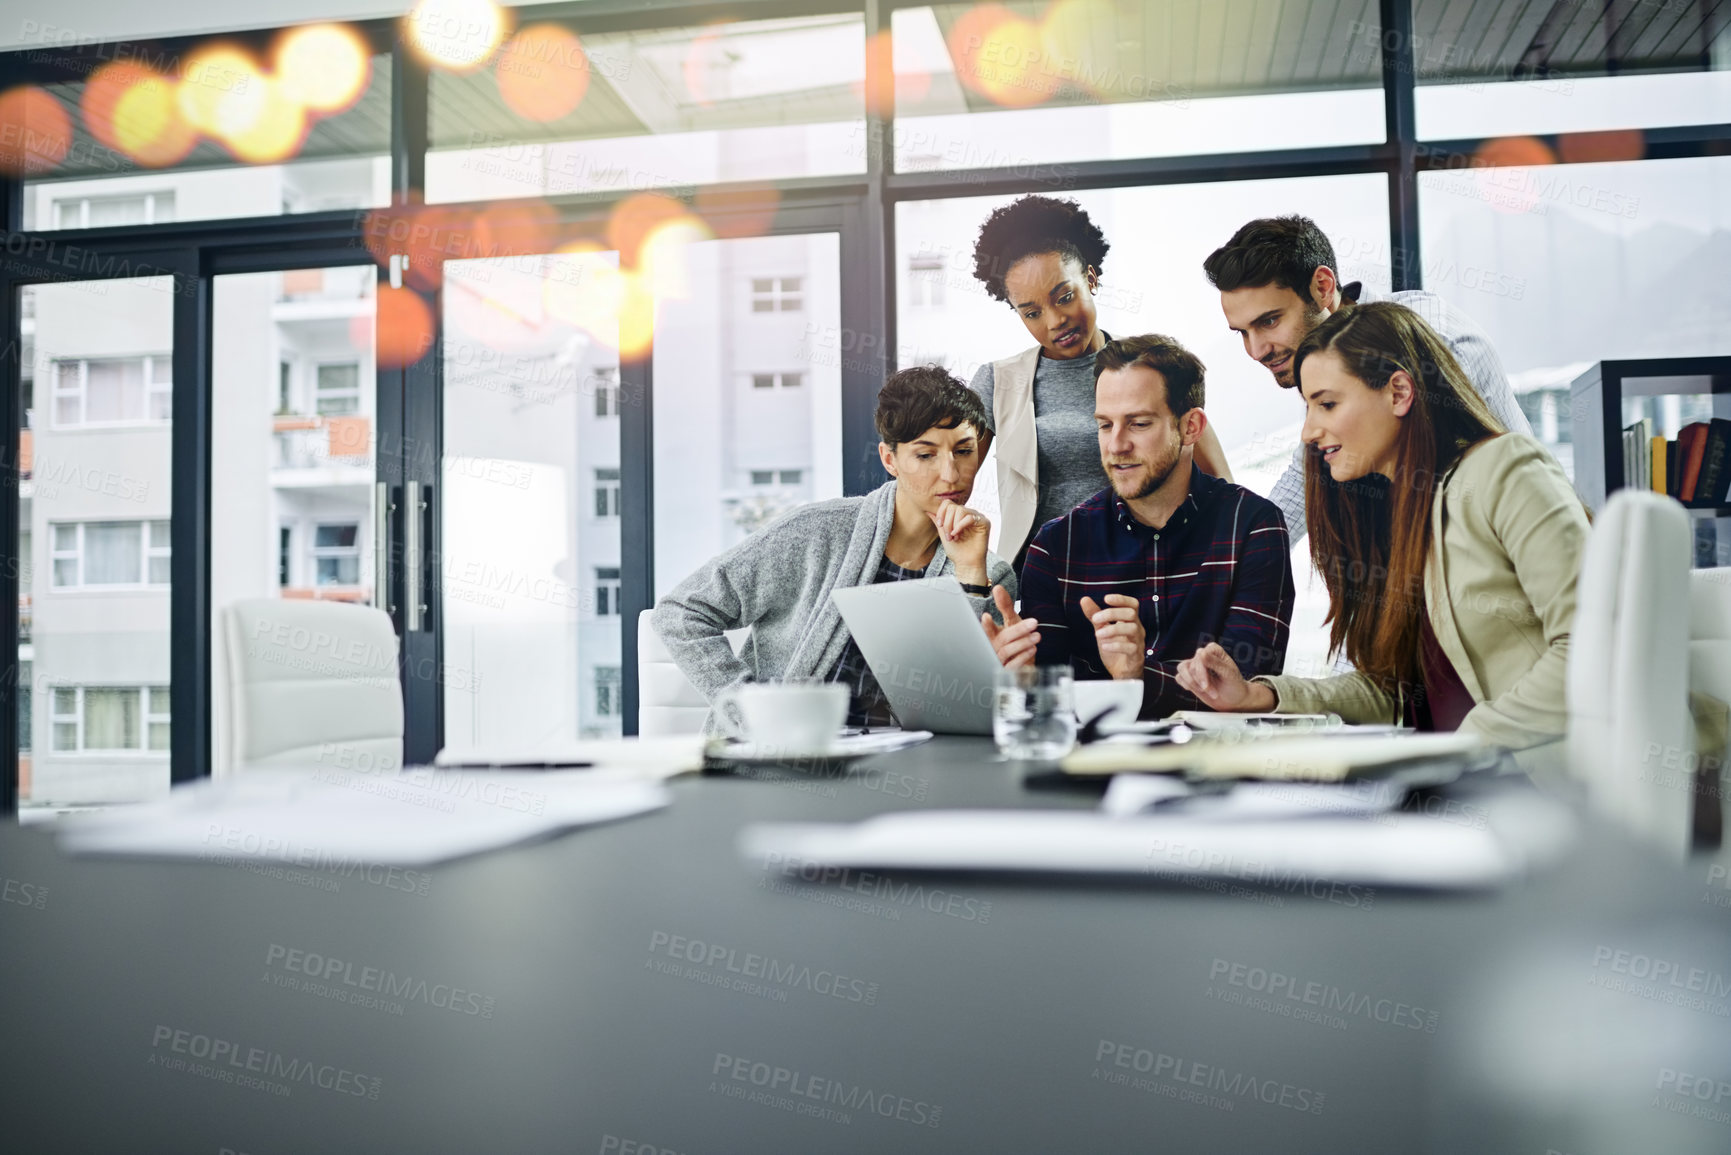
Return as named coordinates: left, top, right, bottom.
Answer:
left=1255, top=434, right=1589, bottom=749
left=988, top=347, right=1044, bottom=562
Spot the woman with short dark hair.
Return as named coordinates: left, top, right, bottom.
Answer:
left=654, top=367, right=1016, bottom=734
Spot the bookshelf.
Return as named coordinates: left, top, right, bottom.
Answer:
left=1572, top=357, right=1731, bottom=567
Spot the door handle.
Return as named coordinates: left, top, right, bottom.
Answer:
left=405, top=479, right=426, bottom=632
left=374, top=481, right=395, bottom=617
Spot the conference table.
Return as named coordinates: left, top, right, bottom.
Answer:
left=3, top=737, right=1729, bottom=1153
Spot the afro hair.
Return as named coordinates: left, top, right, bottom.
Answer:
left=970, top=195, right=1110, bottom=303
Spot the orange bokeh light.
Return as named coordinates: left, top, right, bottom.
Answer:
left=373, top=286, right=436, bottom=368
left=1471, top=136, right=1555, bottom=216
left=496, top=24, right=590, bottom=122
left=111, top=74, right=198, bottom=167
left=1474, top=135, right=1556, bottom=168
left=1558, top=129, right=1645, bottom=164
left=638, top=215, right=714, bottom=301
left=276, top=24, right=372, bottom=115
left=607, top=192, right=689, bottom=266
left=695, top=185, right=781, bottom=239
left=178, top=45, right=266, bottom=138
left=225, top=78, right=309, bottom=164
left=543, top=244, right=625, bottom=345
left=0, top=86, right=72, bottom=176
left=471, top=198, right=560, bottom=260
left=406, top=0, right=509, bottom=73
left=616, top=270, right=656, bottom=360
left=949, top=4, right=1059, bottom=108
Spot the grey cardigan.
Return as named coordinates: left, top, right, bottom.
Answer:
left=652, top=480, right=1017, bottom=734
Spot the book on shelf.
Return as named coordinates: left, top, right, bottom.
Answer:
left=1692, top=418, right=1731, bottom=508
left=1679, top=421, right=1711, bottom=502
left=1623, top=418, right=1653, bottom=494
left=1652, top=435, right=1668, bottom=493
left=1667, top=438, right=1680, bottom=495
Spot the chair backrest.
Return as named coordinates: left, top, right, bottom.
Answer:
left=637, top=610, right=750, bottom=737
left=1566, top=491, right=1692, bottom=853
left=222, top=598, right=404, bottom=772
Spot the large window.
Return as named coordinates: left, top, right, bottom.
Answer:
left=54, top=192, right=175, bottom=229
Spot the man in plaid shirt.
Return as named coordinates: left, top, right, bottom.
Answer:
left=981, top=335, right=1295, bottom=720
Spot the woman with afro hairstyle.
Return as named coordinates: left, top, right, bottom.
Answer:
left=968, top=195, right=1232, bottom=564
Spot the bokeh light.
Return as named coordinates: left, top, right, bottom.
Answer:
left=496, top=24, right=590, bottom=122
left=637, top=215, right=715, bottom=301
left=471, top=199, right=560, bottom=260
left=225, top=77, right=309, bottom=164
left=542, top=243, right=624, bottom=342
left=1472, top=136, right=1555, bottom=215
left=949, top=4, right=1059, bottom=108
left=616, top=270, right=656, bottom=360
left=374, top=286, right=437, bottom=368
left=695, top=185, right=781, bottom=239
left=607, top=192, right=689, bottom=266
left=178, top=45, right=266, bottom=138
left=1041, top=0, right=1115, bottom=99
left=111, top=74, right=198, bottom=167
left=276, top=24, right=372, bottom=114
left=0, top=86, right=72, bottom=176
left=1558, top=129, right=1645, bottom=164
left=407, top=0, right=509, bottom=72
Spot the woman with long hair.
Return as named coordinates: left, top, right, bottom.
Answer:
left=1174, top=301, right=1587, bottom=746
left=968, top=195, right=1232, bottom=565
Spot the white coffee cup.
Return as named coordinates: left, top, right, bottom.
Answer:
left=718, top=680, right=848, bottom=755
left=1072, top=678, right=1144, bottom=732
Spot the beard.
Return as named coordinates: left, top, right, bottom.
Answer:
left=1105, top=451, right=1181, bottom=501
left=1273, top=301, right=1330, bottom=387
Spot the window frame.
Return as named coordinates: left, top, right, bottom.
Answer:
left=310, top=521, right=363, bottom=588
left=47, top=684, right=170, bottom=757
left=49, top=354, right=173, bottom=429
left=48, top=519, right=172, bottom=592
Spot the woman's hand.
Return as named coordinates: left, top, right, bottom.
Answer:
left=981, top=585, right=1038, bottom=668
left=1175, top=643, right=1275, bottom=711
left=931, top=499, right=991, bottom=585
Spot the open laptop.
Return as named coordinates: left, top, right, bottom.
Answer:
left=831, top=576, right=1002, bottom=735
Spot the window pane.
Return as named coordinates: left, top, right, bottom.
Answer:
left=87, top=197, right=149, bottom=227
left=1419, top=154, right=1731, bottom=491
left=1412, top=0, right=1731, bottom=139
left=53, top=723, right=77, bottom=751
left=783, top=373, right=803, bottom=388
left=752, top=374, right=775, bottom=389
left=655, top=234, right=843, bottom=596
left=315, top=524, right=359, bottom=549
left=53, top=688, right=76, bottom=714
left=23, top=47, right=391, bottom=231
left=441, top=251, right=625, bottom=751
left=54, top=201, right=80, bottom=229
left=83, top=688, right=140, bottom=751
left=148, top=722, right=171, bottom=752
left=891, top=1, right=1384, bottom=175
left=211, top=266, right=379, bottom=772
left=427, top=15, right=866, bottom=203
left=151, top=686, right=171, bottom=714
left=83, top=523, right=143, bottom=585
left=32, top=277, right=175, bottom=803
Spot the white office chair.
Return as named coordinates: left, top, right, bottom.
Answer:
left=222, top=598, right=404, bottom=772
left=636, top=609, right=749, bottom=737
left=1687, top=568, right=1731, bottom=846
left=1566, top=491, right=1693, bottom=855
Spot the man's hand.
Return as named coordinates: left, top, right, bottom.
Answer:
left=931, top=499, right=991, bottom=585
left=1175, top=642, right=1276, bottom=711
left=1080, top=594, right=1145, bottom=681
left=981, top=585, right=1038, bottom=668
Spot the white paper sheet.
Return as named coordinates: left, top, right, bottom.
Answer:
left=739, top=792, right=1575, bottom=890
left=58, top=768, right=669, bottom=866
left=1100, top=775, right=1408, bottom=820
left=433, top=735, right=706, bottom=779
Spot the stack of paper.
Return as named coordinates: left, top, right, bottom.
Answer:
left=1063, top=730, right=1488, bottom=781
left=738, top=788, right=1576, bottom=890
left=434, top=735, right=707, bottom=779
left=58, top=768, right=669, bottom=866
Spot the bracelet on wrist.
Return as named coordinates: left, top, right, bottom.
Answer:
left=958, top=582, right=992, bottom=596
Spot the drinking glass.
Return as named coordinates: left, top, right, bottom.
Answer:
left=993, top=666, right=1076, bottom=760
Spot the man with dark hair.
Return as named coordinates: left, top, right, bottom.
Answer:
left=1204, top=214, right=1531, bottom=542
left=655, top=366, right=1016, bottom=734
left=981, top=335, right=1294, bottom=719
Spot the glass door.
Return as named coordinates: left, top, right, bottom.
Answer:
left=209, top=263, right=385, bottom=773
